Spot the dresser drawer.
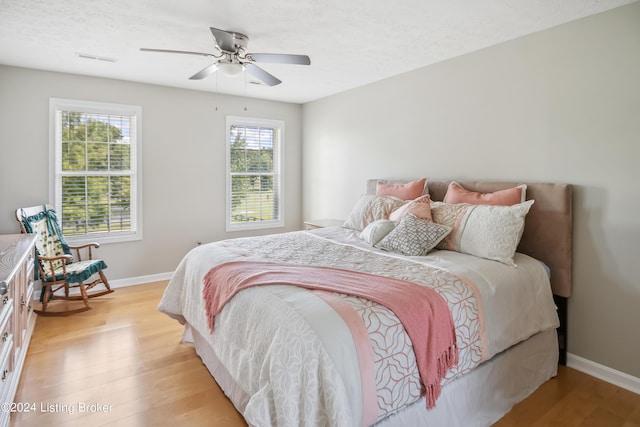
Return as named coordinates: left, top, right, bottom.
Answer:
left=0, top=306, right=13, bottom=376
left=0, top=310, right=12, bottom=363
left=25, top=284, right=35, bottom=320
left=0, top=288, right=13, bottom=333
left=0, top=338, right=14, bottom=405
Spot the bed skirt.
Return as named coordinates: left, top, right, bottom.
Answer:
left=183, top=324, right=558, bottom=427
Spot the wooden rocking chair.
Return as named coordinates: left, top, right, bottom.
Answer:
left=16, top=204, right=114, bottom=316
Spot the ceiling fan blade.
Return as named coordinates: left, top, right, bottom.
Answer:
left=210, top=27, right=248, bottom=52
left=247, top=53, right=311, bottom=65
left=140, top=48, right=216, bottom=58
left=245, top=63, right=281, bottom=86
left=189, top=64, right=218, bottom=80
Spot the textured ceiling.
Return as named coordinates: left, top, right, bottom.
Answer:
left=0, top=0, right=636, bottom=104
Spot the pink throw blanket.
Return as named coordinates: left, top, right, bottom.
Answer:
left=203, top=261, right=458, bottom=409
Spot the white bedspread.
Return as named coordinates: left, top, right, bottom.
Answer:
left=158, top=227, right=559, bottom=426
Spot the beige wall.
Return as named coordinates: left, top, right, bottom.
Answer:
left=0, top=66, right=303, bottom=281
left=302, top=3, right=640, bottom=378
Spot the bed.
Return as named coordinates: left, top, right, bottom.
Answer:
left=158, top=179, right=572, bottom=427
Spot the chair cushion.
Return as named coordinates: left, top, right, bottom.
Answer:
left=43, top=259, right=108, bottom=283
left=28, top=216, right=67, bottom=275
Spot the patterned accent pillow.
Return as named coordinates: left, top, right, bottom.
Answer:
left=343, top=195, right=405, bottom=231
left=376, top=213, right=452, bottom=256
left=360, top=219, right=397, bottom=246
left=431, top=200, right=535, bottom=266
left=389, top=194, right=432, bottom=222
left=431, top=202, right=472, bottom=251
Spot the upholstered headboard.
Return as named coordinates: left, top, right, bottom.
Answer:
left=367, top=179, right=573, bottom=297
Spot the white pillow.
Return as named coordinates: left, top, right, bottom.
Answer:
left=360, top=219, right=397, bottom=246
left=431, top=200, right=534, bottom=266
left=376, top=213, right=451, bottom=256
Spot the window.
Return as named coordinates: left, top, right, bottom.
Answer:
left=50, top=98, right=142, bottom=244
left=226, top=116, right=284, bottom=231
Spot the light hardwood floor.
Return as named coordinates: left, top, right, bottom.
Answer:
left=12, top=281, right=640, bottom=426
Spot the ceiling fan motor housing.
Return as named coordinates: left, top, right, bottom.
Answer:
left=215, top=31, right=249, bottom=53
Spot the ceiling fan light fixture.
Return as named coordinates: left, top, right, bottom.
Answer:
left=217, top=61, right=245, bottom=76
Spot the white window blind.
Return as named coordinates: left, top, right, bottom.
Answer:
left=50, top=98, right=142, bottom=243
left=226, top=116, right=284, bottom=231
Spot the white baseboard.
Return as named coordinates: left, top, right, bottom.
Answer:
left=109, top=272, right=173, bottom=288
left=32, top=272, right=173, bottom=296
left=567, top=352, right=640, bottom=395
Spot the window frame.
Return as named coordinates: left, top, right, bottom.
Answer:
left=225, top=116, right=285, bottom=232
left=49, top=98, right=143, bottom=245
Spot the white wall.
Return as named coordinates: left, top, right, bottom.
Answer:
left=0, top=66, right=303, bottom=281
left=302, top=3, right=640, bottom=378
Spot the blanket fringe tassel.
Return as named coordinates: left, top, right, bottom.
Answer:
left=426, top=343, right=459, bottom=409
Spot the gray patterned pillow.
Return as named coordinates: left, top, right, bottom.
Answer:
left=376, top=213, right=452, bottom=256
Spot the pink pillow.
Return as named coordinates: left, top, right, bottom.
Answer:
left=389, top=195, right=433, bottom=222
left=376, top=178, right=427, bottom=201
left=443, top=182, right=526, bottom=206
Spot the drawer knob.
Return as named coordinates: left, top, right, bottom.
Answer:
left=1, top=369, right=8, bottom=382
left=1, top=332, right=7, bottom=342
left=2, top=296, right=8, bottom=305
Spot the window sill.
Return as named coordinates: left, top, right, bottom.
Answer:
left=65, top=232, right=142, bottom=246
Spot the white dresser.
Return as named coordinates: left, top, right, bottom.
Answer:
left=0, top=234, right=37, bottom=426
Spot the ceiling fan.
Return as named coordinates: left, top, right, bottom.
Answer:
left=140, top=27, right=311, bottom=86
